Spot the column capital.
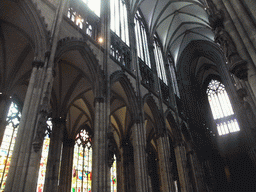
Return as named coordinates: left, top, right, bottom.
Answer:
left=94, top=97, right=104, bottom=106
left=32, top=60, right=44, bottom=68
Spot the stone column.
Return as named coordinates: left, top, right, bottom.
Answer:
left=43, top=117, right=65, bottom=192
left=0, top=94, right=10, bottom=145
left=131, top=121, right=149, bottom=192
left=58, top=138, right=75, bottom=192
left=156, top=135, right=175, bottom=192
left=92, top=98, right=108, bottom=192
left=4, top=63, right=46, bottom=192
left=186, top=143, right=207, bottom=192
left=174, top=141, right=192, bottom=192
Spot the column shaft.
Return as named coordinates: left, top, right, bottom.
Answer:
left=92, top=99, right=108, bottom=192
left=174, top=143, right=192, bottom=192
left=58, top=141, right=74, bottom=192
left=43, top=118, right=64, bottom=192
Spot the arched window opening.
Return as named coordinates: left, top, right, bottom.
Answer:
left=153, top=35, right=167, bottom=84
left=207, top=79, right=240, bottom=136
left=0, top=102, right=21, bottom=191
left=134, top=10, right=151, bottom=67
left=37, top=118, right=52, bottom=192
left=110, top=154, right=117, bottom=192
left=110, top=0, right=129, bottom=45
left=167, top=55, right=180, bottom=97
left=71, top=129, right=92, bottom=192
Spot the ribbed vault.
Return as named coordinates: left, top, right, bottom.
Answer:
left=137, top=0, right=214, bottom=64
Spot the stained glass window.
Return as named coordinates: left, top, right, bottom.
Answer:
left=71, top=129, right=92, bottom=192
left=207, top=80, right=240, bottom=136
left=37, top=119, right=52, bottom=192
left=134, top=10, right=151, bottom=67
left=0, top=102, right=21, bottom=191
left=110, top=155, right=117, bottom=192
left=110, top=0, right=130, bottom=45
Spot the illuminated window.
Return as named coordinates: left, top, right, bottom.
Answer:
left=168, top=55, right=180, bottom=97
left=110, top=0, right=130, bottom=45
left=0, top=102, right=21, bottom=191
left=71, top=129, right=92, bottom=192
left=110, top=155, right=117, bottom=192
left=153, top=35, right=167, bottom=84
left=134, top=10, right=151, bottom=67
left=207, top=80, right=240, bottom=135
left=82, top=0, right=101, bottom=17
left=37, top=119, right=52, bottom=192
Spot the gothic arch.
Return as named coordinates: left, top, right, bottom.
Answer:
left=110, top=70, right=138, bottom=138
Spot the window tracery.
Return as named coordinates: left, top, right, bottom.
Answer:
left=0, top=102, right=21, bottom=191
left=71, top=129, right=92, bottom=192
left=207, top=80, right=240, bottom=135
left=153, top=35, right=167, bottom=84
left=134, top=10, right=151, bottom=67
left=110, top=0, right=129, bottom=45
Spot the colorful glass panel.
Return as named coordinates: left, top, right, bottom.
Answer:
left=0, top=102, right=21, bottom=191
left=110, top=155, right=117, bottom=192
left=37, top=119, right=52, bottom=192
left=71, top=129, right=92, bottom=192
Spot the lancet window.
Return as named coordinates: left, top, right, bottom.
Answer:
left=168, top=55, right=180, bottom=97
left=110, top=0, right=130, bottom=45
left=134, top=10, right=151, bottom=67
left=110, top=155, right=117, bottom=192
left=207, top=79, right=240, bottom=136
left=153, top=35, right=167, bottom=84
left=0, top=102, right=21, bottom=191
left=37, top=119, right=52, bottom=192
left=71, top=129, right=92, bottom=192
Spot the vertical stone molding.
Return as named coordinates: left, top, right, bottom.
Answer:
left=156, top=135, right=175, bottom=192
left=174, top=141, right=193, bottom=192
left=58, top=138, right=75, bottom=192
left=92, top=99, right=108, bottom=192
left=131, top=122, right=149, bottom=192
left=186, top=144, right=207, bottom=192
left=43, top=117, right=65, bottom=192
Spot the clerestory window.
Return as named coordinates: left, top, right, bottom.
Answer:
left=153, top=35, right=167, bottom=84
left=110, top=0, right=130, bottom=46
left=207, top=79, right=240, bottom=136
left=134, top=10, right=151, bottom=67
left=168, top=55, right=180, bottom=97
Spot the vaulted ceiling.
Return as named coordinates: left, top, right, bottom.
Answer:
left=132, top=0, right=215, bottom=64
